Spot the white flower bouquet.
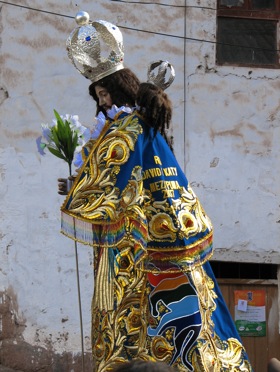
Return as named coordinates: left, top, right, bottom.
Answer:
left=36, top=109, right=90, bottom=176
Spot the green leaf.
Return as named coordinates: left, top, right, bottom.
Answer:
left=51, top=127, right=61, bottom=149
left=69, top=121, right=77, bottom=159
left=50, top=109, right=80, bottom=168
left=57, top=119, right=66, bottom=143
left=67, top=131, right=77, bottom=163
left=73, top=131, right=79, bottom=149
left=53, top=109, right=64, bottom=128
left=47, top=146, right=68, bottom=161
left=60, top=120, right=71, bottom=161
left=53, top=110, right=67, bottom=145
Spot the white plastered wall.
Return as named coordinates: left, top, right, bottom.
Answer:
left=0, top=0, right=279, bottom=355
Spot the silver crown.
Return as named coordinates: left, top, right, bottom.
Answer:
left=66, top=11, right=124, bottom=82
left=147, top=60, right=175, bottom=90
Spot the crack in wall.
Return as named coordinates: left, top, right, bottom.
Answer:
left=0, top=87, right=9, bottom=106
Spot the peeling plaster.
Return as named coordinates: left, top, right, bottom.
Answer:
left=210, top=157, right=219, bottom=167
left=209, top=122, right=273, bottom=156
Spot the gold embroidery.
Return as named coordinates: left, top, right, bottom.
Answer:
left=92, top=247, right=114, bottom=311
left=150, top=336, right=174, bottom=362
left=149, top=212, right=177, bottom=240
left=67, top=115, right=143, bottom=220
left=145, top=185, right=212, bottom=243
left=92, top=241, right=147, bottom=372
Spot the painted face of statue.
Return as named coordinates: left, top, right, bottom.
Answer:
left=95, top=85, right=113, bottom=111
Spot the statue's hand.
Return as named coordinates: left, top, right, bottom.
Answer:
left=57, top=176, right=76, bottom=195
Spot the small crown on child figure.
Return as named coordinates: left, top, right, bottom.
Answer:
left=66, top=11, right=124, bottom=83
left=147, top=60, right=175, bottom=90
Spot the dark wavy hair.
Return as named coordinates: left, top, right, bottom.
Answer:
left=89, top=68, right=140, bottom=115
left=112, top=360, right=175, bottom=372
left=136, top=82, right=173, bottom=151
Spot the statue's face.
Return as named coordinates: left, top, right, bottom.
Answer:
left=95, top=85, right=113, bottom=111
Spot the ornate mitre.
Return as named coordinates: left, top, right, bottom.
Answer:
left=66, top=11, right=124, bottom=82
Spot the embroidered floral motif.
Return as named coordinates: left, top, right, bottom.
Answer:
left=66, top=114, right=143, bottom=219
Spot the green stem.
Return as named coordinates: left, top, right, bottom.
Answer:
left=68, top=162, right=72, bottom=177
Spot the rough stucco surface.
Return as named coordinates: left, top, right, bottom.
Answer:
left=0, top=0, right=279, bottom=369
